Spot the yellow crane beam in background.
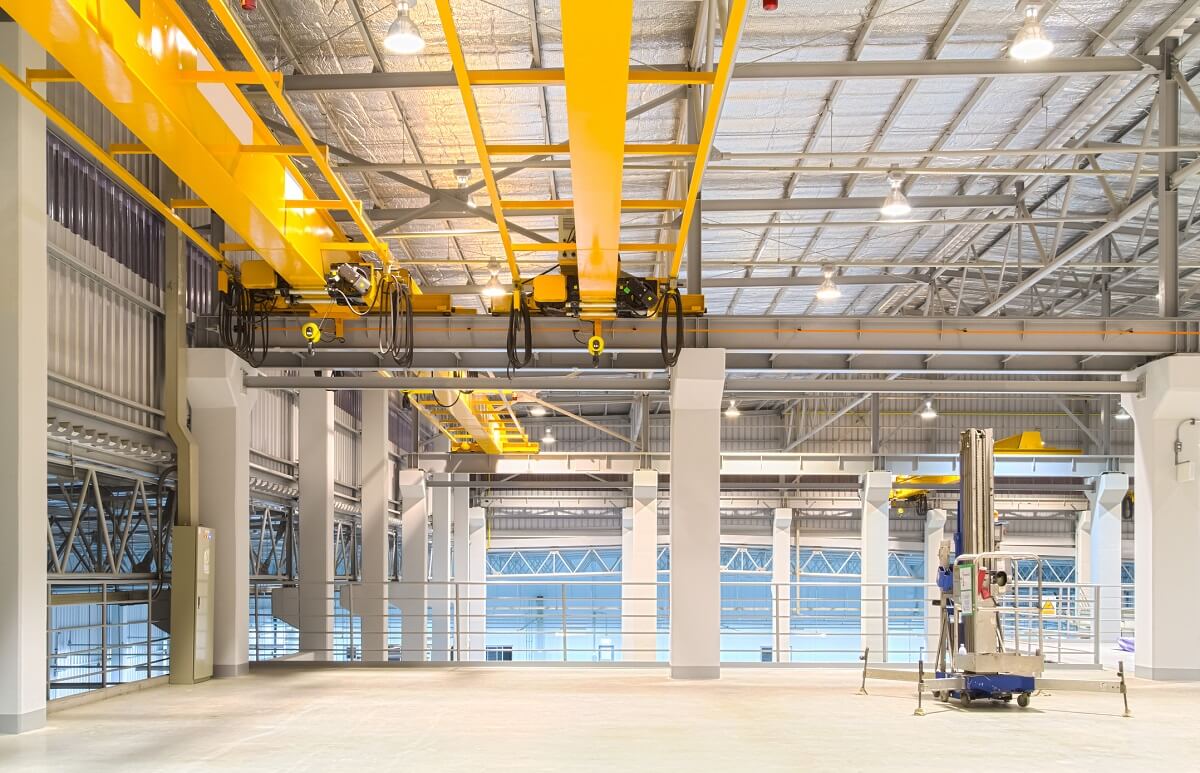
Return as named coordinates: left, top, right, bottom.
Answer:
left=561, top=0, right=635, bottom=319
left=0, top=0, right=389, bottom=290
left=668, top=0, right=749, bottom=281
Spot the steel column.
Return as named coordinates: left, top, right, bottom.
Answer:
left=1160, top=37, right=1181, bottom=318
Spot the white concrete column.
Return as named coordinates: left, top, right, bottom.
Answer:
left=359, top=391, right=391, bottom=662
left=1080, top=472, right=1129, bottom=650
left=464, top=506, right=488, bottom=661
left=187, top=350, right=257, bottom=676
left=397, top=470, right=429, bottom=662
left=0, top=22, right=46, bottom=735
left=622, top=470, right=659, bottom=662
left=668, top=348, right=726, bottom=679
left=771, top=508, right=793, bottom=663
left=1125, top=355, right=1200, bottom=680
left=298, top=390, right=336, bottom=659
left=450, top=480, right=470, bottom=660
left=859, top=470, right=893, bottom=660
left=429, top=475, right=452, bottom=661
left=923, top=508, right=949, bottom=660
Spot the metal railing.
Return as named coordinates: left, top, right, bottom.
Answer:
left=245, top=579, right=1134, bottom=666
left=47, top=578, right=170, bottom=700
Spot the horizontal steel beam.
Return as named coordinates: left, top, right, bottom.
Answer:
left=244, top=375, right=671, bottom=392
left=282, top=57, right=1146, bottom=92
left=193, top=315, right=1184, bottom=373
left=245, top=374, right=1134, bottom=395
left=350, top=195, right=1018, bottom=223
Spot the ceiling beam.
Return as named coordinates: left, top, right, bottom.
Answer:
left=281, top=57, right=1147, bottom=92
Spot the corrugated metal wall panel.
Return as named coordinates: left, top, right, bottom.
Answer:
left=250, top=389, right=297, bottom=472
left=335, top=406, right=360, bottom=489
left=46, top=78, right=163, bottom=196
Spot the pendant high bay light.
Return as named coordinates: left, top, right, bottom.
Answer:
left=385, top=1, right=425, bottom=55
left=724, top=400, right=741, bottom=418
left=1113, top=405, right=1132, bottom=421
left=880, top=169, right=911, bottom=218
left=542, top=426, right=556, bottom=445
left=454, top=159, right=471, bottom=187
left=920, top=400, right=939, bottom=420
left=1010, top=2, right=1053, bottom=61
left=816, top=264, right=842, bottom=301
left=482, top=258, right=506, bottom=298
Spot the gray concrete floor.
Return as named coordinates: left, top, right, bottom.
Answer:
left=1, top=667, right=1195, bottom=771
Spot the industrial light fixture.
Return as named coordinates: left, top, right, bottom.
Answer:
left=920, top=400, right=938, bottom=420
left=542, top=426, right=556, bottom=445
left=528, top=404, right=548, bottom=418
left=880, top=169, right=911, bottom=218
left=816, top=264, right=842, bottom=301
left=454, top=160, right=471, bottom=188
left=1113, top=405, right=1132, bottom=422
left=465, top=192, right=479, bottom=209
left=1010, top=2, right=1053, bottom=61
left=384, top=0, right=425, bottom=55
left=482, top=259, right=506, bottom=298
left=724, top=399, right=741, bottom=418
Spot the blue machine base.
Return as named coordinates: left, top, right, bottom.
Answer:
left=937, top=671, right=1036, bottom=701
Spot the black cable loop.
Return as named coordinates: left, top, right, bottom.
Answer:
left=506, top=286, right=533, bottom=376
left=659, top=288, right=684, bottom=368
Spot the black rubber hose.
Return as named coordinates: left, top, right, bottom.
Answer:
left=506, top=289, right=533, bottom=374
left=660, top=288, right=684, bottom=368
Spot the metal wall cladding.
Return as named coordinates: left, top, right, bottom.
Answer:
left=46, top=79, right=163, bottom=196
left=335, top=405, right=360, bottom=491
left=249, top=388, right=297, bottom=474
left=47, top=249, right=164, bottom=434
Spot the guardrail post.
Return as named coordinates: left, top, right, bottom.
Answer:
left=561, top=583, right=569, bottom=663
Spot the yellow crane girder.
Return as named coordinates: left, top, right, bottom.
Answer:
left=0, top=0, right=391, bottom=292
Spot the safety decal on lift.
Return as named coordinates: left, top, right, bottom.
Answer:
left=957, top=562, right=974, bottom=615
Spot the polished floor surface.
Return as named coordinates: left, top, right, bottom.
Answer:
left=1, top=666, right=1195, bottom=771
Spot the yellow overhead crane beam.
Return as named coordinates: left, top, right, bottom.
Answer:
left=406, top=380, right=539, bottom=455
left=437, top=0, right=747, bottom=322
left=0, top=0, right=392, bottom=295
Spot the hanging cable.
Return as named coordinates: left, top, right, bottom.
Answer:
left=658, top=287, right=684, bottom=368
left=218, top=277, right=272, bottom=367
left=506, top=285, right=533, bottom=376
left=377, top=273, right=415, bottom=367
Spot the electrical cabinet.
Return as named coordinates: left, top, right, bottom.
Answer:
left=169, top=525, right=214, bottom=684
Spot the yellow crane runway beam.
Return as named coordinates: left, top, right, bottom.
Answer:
left=669, top=0, right=749, bottom=280
left=561, top=0, right=635, bottom=319
left=0, top=61, right=226, bottom=268
left=0, top=0, right=387, bottom=291
left=467, top=68, right=715, bottom=87
left=487, top=143, right=699, bottom=157
left=435, top=0, right=522, bottom=285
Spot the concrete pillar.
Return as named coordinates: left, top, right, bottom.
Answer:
left=1124, top=355, right=1200, bottom=679
left=397, top=469, right=428, bottom=662
left=359, top=391, right=391, bottom=662
left=450, top=480, right=470, bottom=660
left=923, top=508, right=948, bottom=659
left=668, top=348, right=726, bottom=679
left=1079, top=472, right=1129, bottom=650
left=0, top=22, right=47, bottom=735
left=298, top=389, right=336, bottom=659
left=187, top=350, right=258, bottom=676
left=464, top=506, right=488, bottom=661
left=860, top=470, right=893, bottom=659
left=621, top=470, right=659, bottom=661
left=771, top=508, right=792, bottom=663
left=429, top=475, right=452, bottom=661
